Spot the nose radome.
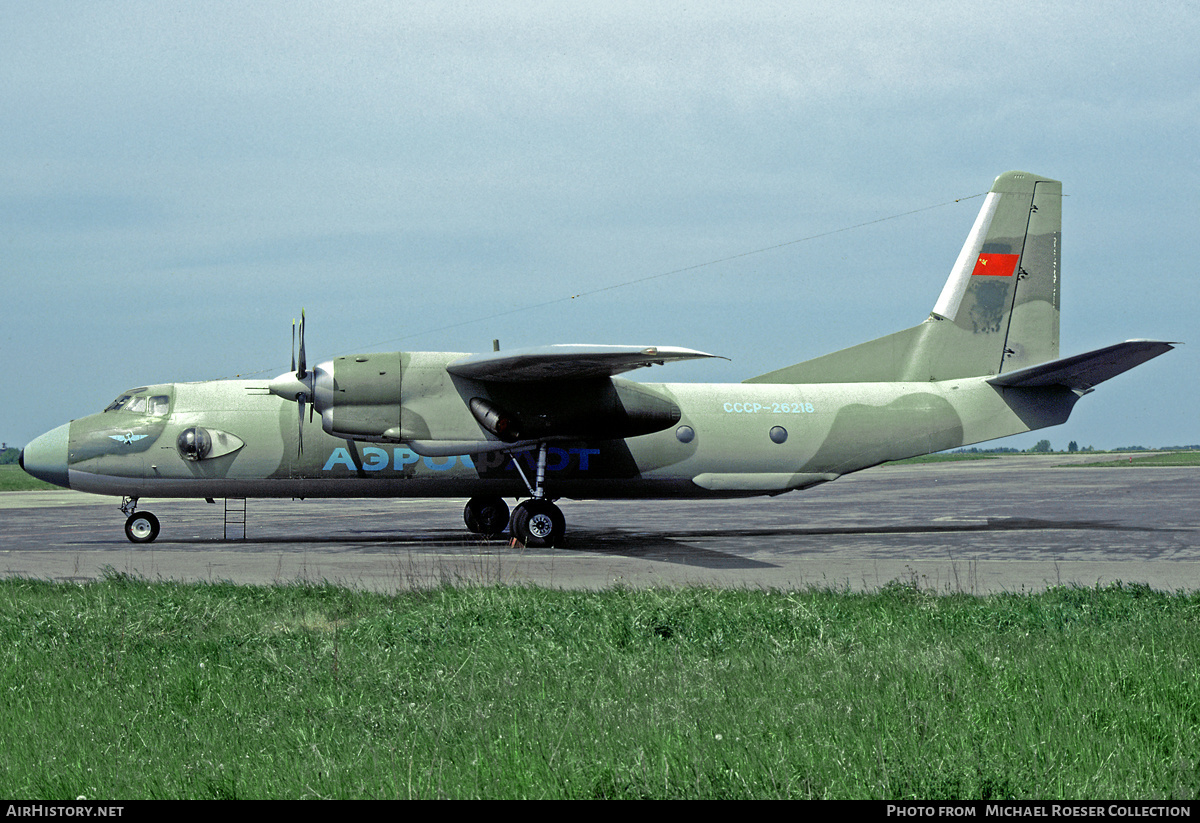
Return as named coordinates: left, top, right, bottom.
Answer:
left=20, top=423, right=71, bottom=489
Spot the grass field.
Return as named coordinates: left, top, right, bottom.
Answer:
left=891, top=451, right=1200, bottom=467
left=0, top=465, right=61, bottom=492
left=887, top=453, right=1000, bottom=464
left=1, top=576, right=1197, bottom=799
left=1069, top=452, right=1200, bottom=468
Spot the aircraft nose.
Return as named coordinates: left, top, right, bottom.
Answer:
left=21, top=423, right=71, bottom=489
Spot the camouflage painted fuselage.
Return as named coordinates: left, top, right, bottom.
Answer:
left=48, top=366, right=1073, bottom=501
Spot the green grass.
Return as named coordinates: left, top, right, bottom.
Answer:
left=1068, top=451, right=1200, bottom=468
left=887, top=453, right=1000, bottom=464
left=1, top=576, right=1198, bottom=799
left=0, top=465, right=61, bottom=491
left=887, top=451, right=1200, bottom=467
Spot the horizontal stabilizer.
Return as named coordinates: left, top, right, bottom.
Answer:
left=986, top=340, right=1176, bottom=392
left=447, top=344, right=723, bottom=382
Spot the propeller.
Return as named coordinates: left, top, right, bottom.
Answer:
left=271, top=310, right=321, bottom=457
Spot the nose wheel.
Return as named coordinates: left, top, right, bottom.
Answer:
left=121, top=497, right=160, bottom=544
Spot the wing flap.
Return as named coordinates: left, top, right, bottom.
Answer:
left=986, top=340, right=1176, bottom=391
left=447, top=344, right=722, bottom=382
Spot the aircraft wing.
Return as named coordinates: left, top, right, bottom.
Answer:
left=986, top=340, right=1176, bottom=392
left=446, top=344, right=723, bottom=382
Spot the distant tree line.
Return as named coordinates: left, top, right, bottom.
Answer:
left=952, top=442, right=1199, bottom=455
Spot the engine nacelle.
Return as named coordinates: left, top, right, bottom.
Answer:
left=316, top=353, right=404, bottom=440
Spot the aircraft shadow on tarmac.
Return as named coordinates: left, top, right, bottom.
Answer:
left=151, top=528, right=775, bottom=570
left=563, top=517, right=1177, bottom=568
left=142, top=515, right=1179, bottom=572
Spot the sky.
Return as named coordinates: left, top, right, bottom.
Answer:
left=3, top=1, right=1196, bottom=450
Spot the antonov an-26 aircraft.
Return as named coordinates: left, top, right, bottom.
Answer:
left=21, top=171, right=1175, bottom=546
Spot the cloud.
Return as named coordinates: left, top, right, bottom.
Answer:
left=2, top=1, right=1196, bottom=446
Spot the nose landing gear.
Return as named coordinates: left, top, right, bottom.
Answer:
left=121, top=497, right=160, bottom=544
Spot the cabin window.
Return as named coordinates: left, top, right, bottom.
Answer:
left=104, top=395, right=132, bottom=412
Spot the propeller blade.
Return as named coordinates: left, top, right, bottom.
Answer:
left=297, top=308, right=307, bottom=378
left=297, top=396, right=305, bottom=456
left=290, top=318, right=296, bottom=374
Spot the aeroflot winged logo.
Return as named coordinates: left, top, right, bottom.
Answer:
left=109, top=433, right=149, bottom=445
left=971, top=253, right=1020, bottom=277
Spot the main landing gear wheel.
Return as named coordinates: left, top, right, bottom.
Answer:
left=124, top=511, right=160, bottom=544
left=464, top=496, right=510, bottom=537
left=509, top=499, right=565, bottom=548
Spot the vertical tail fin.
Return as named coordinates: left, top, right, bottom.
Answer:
left=931, top=171, right=1061, bottom=375
left=746, top=171, right=1062, bottom=384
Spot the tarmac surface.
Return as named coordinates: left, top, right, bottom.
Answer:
left=1, top=456, right=1197, bottom=593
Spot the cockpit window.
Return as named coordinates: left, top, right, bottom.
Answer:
left=103, top=393, right=171, bottom=415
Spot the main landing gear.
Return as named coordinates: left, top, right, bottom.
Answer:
left=463, top=496, right=510, bottom=537
left=121, top=497, right=160, bottom=544
left=463, top=444, right=567, bottom=548
left=509, top=498, right=565, bottom=548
